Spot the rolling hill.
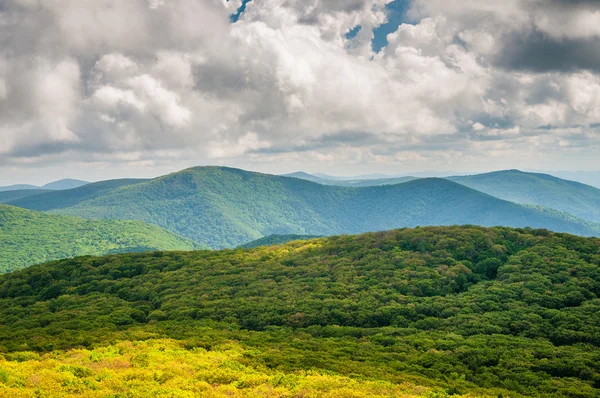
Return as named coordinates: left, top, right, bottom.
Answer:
left=0, top=184, right=38, bottom=192
left=0, top=205, right=201, bottom=273
left=8, top=167, right=600, bottom=249
left=41, top=178, right=89, bottom=190
left=8, top=178, right=148, bottom=211
left=0, top=179, right=89, bottom=192
left=0, top=226, right=598, bottom=397
left=449, top=170, right=600, bottom=223
left=0, top=189, right=51, bottom=203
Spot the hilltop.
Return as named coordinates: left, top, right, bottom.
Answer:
left=8, top=167, right=600, bottom=249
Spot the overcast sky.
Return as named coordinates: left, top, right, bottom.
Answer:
left=1, top=0, right=600, bottom=185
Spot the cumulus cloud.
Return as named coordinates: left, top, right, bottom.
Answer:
left=0, top=0, right=599, bottom=179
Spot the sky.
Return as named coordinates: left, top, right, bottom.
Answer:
left=1, top=0, right=600, bottom=185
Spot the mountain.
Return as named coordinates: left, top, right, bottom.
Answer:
left=41, top=178, right=89, bottom=190
left=283, top=171, right=418, bottom=187
left=8, top=167, right=600, bottom=248
left=0, top=189, right=51, bottom=203
left=449, top=170, right=600, bottom=223
left=281, top=171, right=325, bottom=183
left=0, top=184, right=39, bottom=192
left=238, top=234, right=323, bottom=248
left=0, top=179, right=89, bottom=192
left=0, top=226, right=598, bottom=397
left=0, top=205, right=201, bottom=273
left=8, top=178, right=148, bottom=211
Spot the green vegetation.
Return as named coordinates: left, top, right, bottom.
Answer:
left=450, top=170, right=600, bottom=223
left=0, top=339, right=473, bottom=398
left=0, top=226, right=599, bottom=397
left=0, top=189, right=50, bottom=204
left=10, top=167, right=600, bottom=248
left=0, top=205, right=201, bottom=273
left=8, top=178, right=147, bottom=211
left=238, top=234, right=323, bottom=248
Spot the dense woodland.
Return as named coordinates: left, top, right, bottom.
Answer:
left=0, top=205, right=201, bottom=273
left=0, top=226, right=598, bottom=397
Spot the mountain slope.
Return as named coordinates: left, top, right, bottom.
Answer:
left=10, top=167, right=600, bottom=248
left=42, top=178, right=89, bottom=190
left=0, top=184, right=38, bottom=192
left=8, top=178, right=148, bottom=211
left=238, top=234, right=323, bottom=248
left=0, top=226, right=598, bottom=397
left=449, top=170, right=600, bottom=223
left=0, top=205, right=201, bottom=273
left=0, top=189, right=51, bottom=203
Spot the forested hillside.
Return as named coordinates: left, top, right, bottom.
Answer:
left=0, top=189, right=50, bottom=204
left=238, top=234, right=323, bottom=248
left=9, top=167, right=600, bottom=249
left=8, top=178, right=147, bottom=211
left=0, top=226, right=598, bottom=397
left=0, top=205, right=201, bottom=273
left=450, top=170, right=600, bottom=223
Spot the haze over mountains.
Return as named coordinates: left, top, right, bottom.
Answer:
left=0, top=179, right=89, bottom=192
left=3, top=167, right=600, bottom=254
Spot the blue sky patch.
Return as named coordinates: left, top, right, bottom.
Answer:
left=345, top=25, right=363, bottom=40
left=372, top=0, right=412, bottom=53
left=230, top=0, right=252, bottom=23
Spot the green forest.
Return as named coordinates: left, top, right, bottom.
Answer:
left=8, top=167, right=600, bottom=249
left=0, top=205, right=201, bottom=273
left=0, top=226, right=598, bottom=397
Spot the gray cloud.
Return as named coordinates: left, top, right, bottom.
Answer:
left=495, top=31, right=600, bottom=72
left=1, top=0, right=600, bottom=183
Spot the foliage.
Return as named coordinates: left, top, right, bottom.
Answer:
left=238, top=234, right=323, bottom=248
left=10, top=167, right=600, bottom=248
left=0, top=339, right=474, bottom=397
left=0, top=226, right=599, bottom=397
left=0, top=205, right=202, bottom=273
left=450, top=170, right=600, bottom=223
left=8, top=178, right=146, bottom=211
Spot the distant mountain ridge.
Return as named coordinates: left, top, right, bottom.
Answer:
left=449, top=170, right=600, bottom=223
left=0, top=178, right=89, bottom=192
left=0, top=189, right=52, bottom=204
left=282, top=171, right=418, bottom=187
left=8, top=166, right=600, bottom=249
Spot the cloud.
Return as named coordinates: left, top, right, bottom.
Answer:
left=0, top=0, right=600, bottom=181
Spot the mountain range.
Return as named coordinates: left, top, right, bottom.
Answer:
left=282, top=171, right=418, bottom=187
left=4, top=167, right=600, bottom=252
left=0, top=179, right=89, bottom=192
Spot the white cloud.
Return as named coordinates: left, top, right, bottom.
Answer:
left=0, top=0, right=599, bottom=181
